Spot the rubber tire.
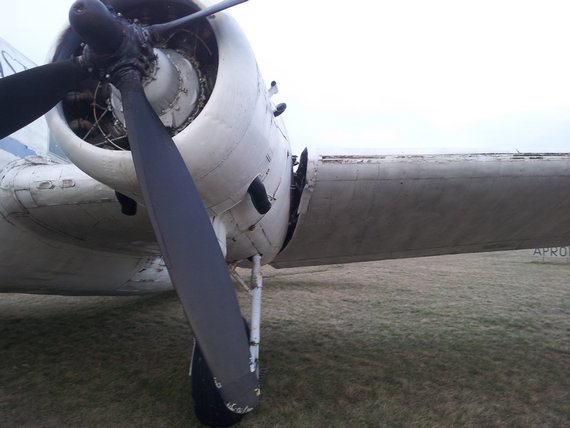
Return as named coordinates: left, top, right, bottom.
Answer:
left=191, top=341, right=246, bottom=427
left=191, top=320, right=253, bottom=427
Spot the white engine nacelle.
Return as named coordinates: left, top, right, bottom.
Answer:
left=46, top=0, right=293, bottom=264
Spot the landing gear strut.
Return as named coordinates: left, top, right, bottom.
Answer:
left=190, top=255, right=263, bottom=427
left=248, top=254, right=263, bottom=378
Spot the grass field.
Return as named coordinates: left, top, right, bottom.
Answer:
left=1, top=251, right=568, bottom=427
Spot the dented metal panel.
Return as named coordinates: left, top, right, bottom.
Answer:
left=272, top=153, right=570, bottom=268
left=0, top=159, right=169, bottom=294
left=0, top=159, right=158, bottom=254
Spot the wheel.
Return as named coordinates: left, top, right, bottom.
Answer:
left=191, top=320, right=254, bottom=427
left=191, top=341, right=246, bottom=427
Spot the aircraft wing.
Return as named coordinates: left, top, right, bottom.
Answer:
left=272, top=152, right=570, bottom=268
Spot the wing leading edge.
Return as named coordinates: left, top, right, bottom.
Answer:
left=272, top=153, right=570, bottom=268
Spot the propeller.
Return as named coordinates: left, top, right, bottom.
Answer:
left=0, top=60, right=85, bottom=139
left=147, top=0, right=248, bottom=42
left=0, top=0, right=257, bottom=413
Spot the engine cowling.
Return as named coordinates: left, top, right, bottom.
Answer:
left=45, top=0, right=293, bottom=263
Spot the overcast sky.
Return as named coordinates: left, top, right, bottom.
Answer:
left=2, top=0, right=570, bottom=155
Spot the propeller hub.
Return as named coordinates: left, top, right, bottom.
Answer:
left=110, top=48, right=201, bottom=131
left=70, top=0, right=155, bottom=83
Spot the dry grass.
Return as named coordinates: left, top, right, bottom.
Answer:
left=0, top=251, right=568, bottom=427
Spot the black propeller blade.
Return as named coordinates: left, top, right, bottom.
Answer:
left=0, top=0, right=257, bottom=413
left=68, top=0, right=258, bottom=412
left=0, top=60, right=84, bottom=140
left=114, top=69, right=258, bottom=411
left=148, top=0, right=249, bottom=42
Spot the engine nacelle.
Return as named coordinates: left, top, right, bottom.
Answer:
left=46, top=0, right=293, bottom=263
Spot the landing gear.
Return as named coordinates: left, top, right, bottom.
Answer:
left=248, top=255, right=263, bottom=378
left=190, top=255, right=264, bottom=427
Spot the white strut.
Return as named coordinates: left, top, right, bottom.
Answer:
left=249, top=254, right=263, bottom=378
